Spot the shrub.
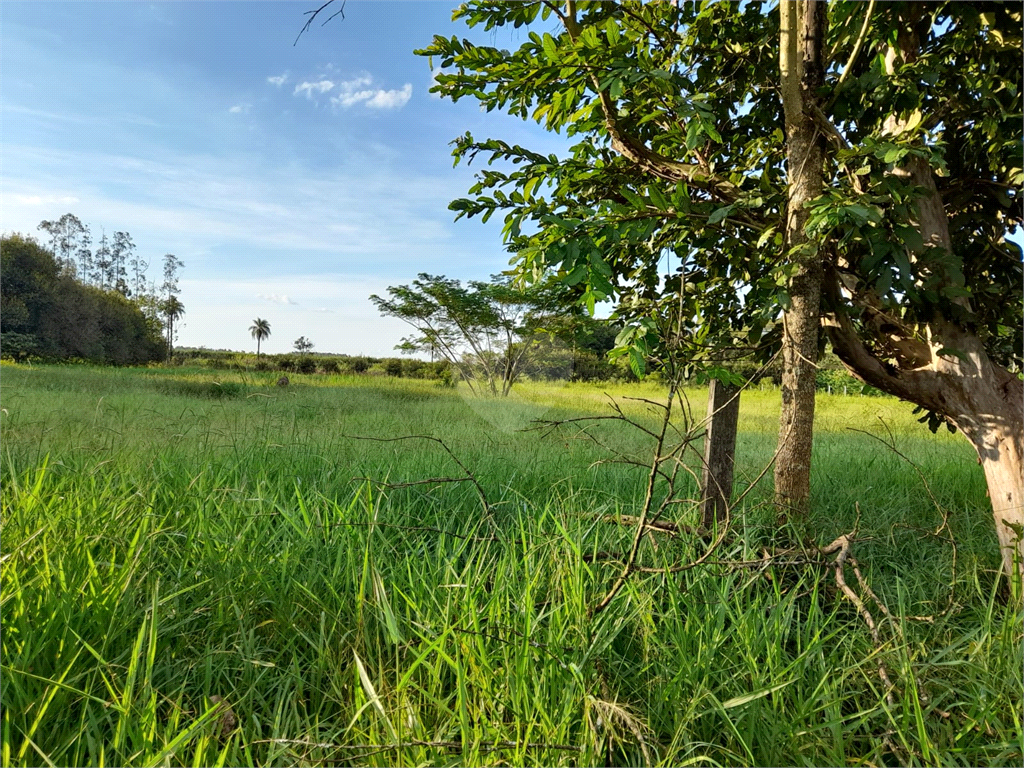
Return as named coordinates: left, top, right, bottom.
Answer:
left=401, top=359, right=427, bottom=378
left=296, top=357, right=317, bottom=375
left=277, top=356, right=296, bottom=372
left=320, top=359, right=341, bottom=375
left=384, top=359, right=403, bottom=377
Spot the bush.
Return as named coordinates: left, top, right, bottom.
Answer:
left=277, top=356, right=296, bottom=372
left=296, top=357, right=317, bottom=375
left=438, top=366, right=456, bottom=388
left=384, top=359, right=403, bottom=377
left=320, top=359, right=340, bottom=375
left=254, top=358, right=272, bottom=371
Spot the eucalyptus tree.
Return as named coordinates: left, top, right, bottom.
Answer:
left=161, top=254, right=185, bottom=361
left=418, top=2, right=1023, bottom=575
left=250, top=318, right=271, bottom=357
left=37, top=213, right=91, bottom=276
left=110, top=232, right=134, bottom=295
left=94, top=230, right=113, bottom=289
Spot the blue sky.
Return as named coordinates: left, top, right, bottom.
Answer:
left=1, top=1, right=572, bottom=356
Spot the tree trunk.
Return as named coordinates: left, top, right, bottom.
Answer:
left=701, top=380, right=741, bottom=529
left=956, top=384, right=1024, bottom=580
left=827, top=316, right=1024, bottom=580
left=775, top=0, right=826, bottom=521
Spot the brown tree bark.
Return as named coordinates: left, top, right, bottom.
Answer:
left=775, top=1, right=826, bottom=521
left=700, top=380, right=741, bottom=529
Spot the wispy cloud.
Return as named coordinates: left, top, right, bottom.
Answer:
left=228, top=103, right=251, bottom=114
left=330, top=74, right=412, bottom=110
left=1, top=143, right=482, bottom=275
left=258, top=293, right=298, bottom=305
left=294, top=79, right=335, bottom=99
left=13, top=193, right=80, bottom=205
left=267, top=73, right=288, bottom=87
left=364, top=84, right=413, bottom=109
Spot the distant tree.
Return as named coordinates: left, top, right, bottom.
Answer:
left=371, top=273, right=574, bottom=396
left=93, top=230, right=112, bottom=289
left=129, top=244, right=149, bottom=299
left=162, top=295, right=185, bottom=361
left=250, top=318, right=271, bottom=356
left=161, top=254, right=184, bottom=360
left=293, top=336, right=314, bottom=354
left=110, top=232, right=134, bottom=295
left=37, top=213, right=90, bottom=276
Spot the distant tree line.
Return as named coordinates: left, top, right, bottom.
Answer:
left=1, top=214, right=185, bottom=365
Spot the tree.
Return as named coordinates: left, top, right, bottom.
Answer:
left=37, top=213, right=91, bottom=276
left=129, top=243, right=149, bottom=299
left=94, top=230, right=113, bottom=290
left=250, top=318, right=271, bottom=356
left=161, top=253, right=184, bottom=360
left=371, top=274, right=574, bottom=396
left=162, top=295, right=185, bottom=361
left=110, top=232, right=134, bottom=296
left=418, top=2, right=1023, bottom=576
left=293, top=336, right=314, bottom=354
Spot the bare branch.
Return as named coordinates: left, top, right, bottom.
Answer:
left=294, top=0, right=346, bottom=46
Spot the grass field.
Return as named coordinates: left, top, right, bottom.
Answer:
left=1, top=363, right=1021, bottom=767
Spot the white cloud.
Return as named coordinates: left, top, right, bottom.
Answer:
left=267, top=73, right=288, bottom=87
left=228, top=103, right=251, bottom=114
left=13, top=193, right=80, bottom=205
left=258, top=293, right=298, bottom=305
left=329, top=75, right=412, bottom=110
left=294, top=80, right=335, bottom=98
left=365, top=84, right=413, bottom=109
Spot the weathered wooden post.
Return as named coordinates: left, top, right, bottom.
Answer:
left=700, top=379, right=741, bottom=529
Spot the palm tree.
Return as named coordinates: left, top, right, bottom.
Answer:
left=163, top=296, right=185, bottom=362
left=250, top=318, right=271, bottom=357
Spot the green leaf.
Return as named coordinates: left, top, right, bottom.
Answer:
left=628, top=347, right=646, bottom=378
left=895, top=225, right=924, bottom=253
left=883, top=147, right=904, bottom=164
left=541, top=33, right=558, bottom=61
left=756, top=227, right=777, bottom=250
left=604, top=17, right=621, bottom=45
left=707, top=205, right=733, bottom=225
left=721, top=680, right=795, bottom=710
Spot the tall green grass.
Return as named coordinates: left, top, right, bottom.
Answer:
left=1, top=364, right=1020, bottom=766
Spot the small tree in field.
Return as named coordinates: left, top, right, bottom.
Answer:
left=250, top=318, right=271, bottom=356
left=293, top=336, right=314, bottom=354
left=371, top=274, right=572, bottom=397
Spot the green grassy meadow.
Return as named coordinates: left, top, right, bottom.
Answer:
left=1, top=363, right=1021, bottom=766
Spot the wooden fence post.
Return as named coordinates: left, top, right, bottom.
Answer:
left=700, top=379, right=741, bottom=529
